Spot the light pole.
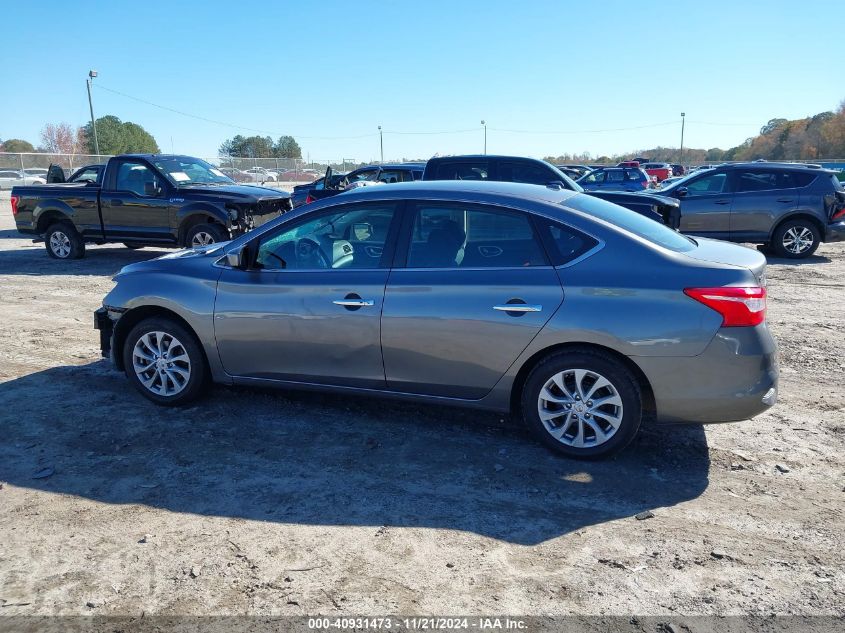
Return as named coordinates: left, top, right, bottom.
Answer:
left=378, top=126, right=383, bottom=163
left=86, top=70, right=100, bottom=155
left=481, top=120, right=487, bottom=155
left=679, top=112, right=685, bottom=167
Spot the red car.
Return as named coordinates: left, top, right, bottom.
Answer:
left=642, top=162, right=672, bottom=182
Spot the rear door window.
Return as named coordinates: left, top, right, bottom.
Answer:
left=406, top=203, right=548, bottom=268
left=434, top=161, right=490, bottom=181
left=606, top=170, right=625, bottom=183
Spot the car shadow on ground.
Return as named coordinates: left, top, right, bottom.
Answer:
left=0, top=245, right=169, bottom=276
left=0, top=362, right=710, bottom=545
left=764, top=253, right=832, bottom=266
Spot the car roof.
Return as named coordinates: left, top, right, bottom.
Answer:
left=311, top=179, right=580, bottom=205
left=354, top=163, right=425, bottom=170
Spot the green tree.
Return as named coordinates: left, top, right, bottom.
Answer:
left=83, top=115, right=159, bottom=154
left=1, top=138, right=36, bottom=152
left=274, top=135, right=302, bottom=158
left=218, top=135, right=274, bottom=157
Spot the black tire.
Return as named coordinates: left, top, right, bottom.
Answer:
left=184, top=223, right=228, bottom=248
left=122, top=317, right=208, bottom=406
left=45, top=222, right=85, bottom=259
left=771, top=218, right=820, bottom=259
left=521, top=349, right=642, bottom=459
left=123, top=243, right=144, bottom=250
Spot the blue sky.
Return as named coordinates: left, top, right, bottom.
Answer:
left=1, top=0, right=840, bottom=162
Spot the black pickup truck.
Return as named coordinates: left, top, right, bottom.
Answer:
left=12, top=154, right=291, bottom=259
left=422, top=155, right=681, bottom=228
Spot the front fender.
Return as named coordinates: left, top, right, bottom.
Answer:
left=175, top=202, right=231, bottom=228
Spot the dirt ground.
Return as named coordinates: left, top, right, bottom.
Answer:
left=0, top=192, right=843, bottom=620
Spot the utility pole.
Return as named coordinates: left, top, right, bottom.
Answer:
left=378, top=126, right=383, bottom=163
left=87, top=70, right=100, bottom=155
left=481, top=120, right=487, bottom=154
left=679, top=112, right=686, bottom=166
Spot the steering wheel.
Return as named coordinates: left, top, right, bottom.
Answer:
left=295, top=238, right=331, bottom=269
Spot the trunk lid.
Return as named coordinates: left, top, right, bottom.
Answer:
left=684, top=237, right=767, bottom=285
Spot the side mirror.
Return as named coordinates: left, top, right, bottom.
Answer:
left=144, top=181, right=162, bottom=196
left=226, top=245, right=252, bottom=269
left=676, top=187, right=688, bottom=197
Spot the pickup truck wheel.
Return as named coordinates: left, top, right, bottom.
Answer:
left=123, top=317, right=207, bottom=406
left=45, top=223, right=85, bottom=259
left=186, top=223, right=228, bottom=248
left=772, top=219, right=820, bottom=259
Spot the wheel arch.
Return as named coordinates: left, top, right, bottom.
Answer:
left=35, top=206, right=75, bottom=234
left=113, top=305, right=209, bottom=373
left=768, top=213, right=825, bottom=243
left=176, top=204, right=230, bottom=245
left=509, top=342, right=656, bottom=421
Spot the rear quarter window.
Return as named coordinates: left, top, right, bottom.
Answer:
left=567, top=194, right=696, bottom=252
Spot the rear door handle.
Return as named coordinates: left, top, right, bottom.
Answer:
left=493, top=304, right=542, bottom=313
left=714, top=200, right=730, bottom=205
left=333, top=299, right=374, bottom=307
left=777, top=198, right=794, bottom=203
left=110, top=199, right=123, bottom=206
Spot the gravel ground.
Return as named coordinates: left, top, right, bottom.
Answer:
left=0, top=193, right=843, bottom=620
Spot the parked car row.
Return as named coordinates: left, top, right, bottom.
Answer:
left=0, top=169, right=46, bottom=188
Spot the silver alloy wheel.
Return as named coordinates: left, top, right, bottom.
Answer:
left=132, top=331, right=192, bottom=397
left=49, top=231, right=72, bottom=258
left=782, top=226, right=814, bottom=254
left=537, top=368, right=624, bottom=448
left=191, top=231, right=216, bottom=247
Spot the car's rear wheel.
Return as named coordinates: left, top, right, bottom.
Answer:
left=123, top=317, right=207, bottom=406
left=185, top=223, right=228, bottom=248
left=772, top=219, right=820, bottom=258
left=521, top=349, right=642, bottom=459
left=45, top=223, right=85, bottom=259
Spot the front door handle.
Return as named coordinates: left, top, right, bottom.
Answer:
left=110, top=199, right=124, bottom=206
left=493, top=304, right=542, bottom=313
left=714, top=200, right=730, bottom=205
left=333, top=299, right=374, bottom=307
left=777, top=198, right=794, bottom=203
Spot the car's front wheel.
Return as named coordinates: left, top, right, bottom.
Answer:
left=772, top=219, right=820, bottom=258
left=185, top=223, right=228, bottom=248
left=521, top=349, right=642, bottom=459
left=123, top=317, right=208, bottom=406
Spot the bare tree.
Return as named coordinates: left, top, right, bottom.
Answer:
left=40, top=122, right=86, bottom=155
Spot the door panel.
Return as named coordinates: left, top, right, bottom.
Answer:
left=676, top=171, right=732, bottom=237
left=381, top=268, right=563, bottom=398
left=101, top=160, right=173, bottom=240
left=214, top=269, right=389, bottom=387
left=729, top=169, right=802, bottom=241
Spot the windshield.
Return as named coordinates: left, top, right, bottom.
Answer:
left=567, top=194, right=696, bottom=252
left=152, top=157, right=235, bottom=186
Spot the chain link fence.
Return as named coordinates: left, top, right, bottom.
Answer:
left=0, top=153, right=369, bottom=186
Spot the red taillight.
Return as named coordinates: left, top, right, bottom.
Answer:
left=305, top=193, right=315, bottom=205
left=684, top=287, right=766, bottom=327
left=833, top=206, right=845, bottom=221
left=10, top=195, right=19, bottom=215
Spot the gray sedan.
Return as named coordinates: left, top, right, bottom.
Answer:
left=95, top=181, right=778, bottom=458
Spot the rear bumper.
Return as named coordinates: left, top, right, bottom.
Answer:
left=637, top=324, right=778, bottom=424
left=824, top=220, right=845, bottom=243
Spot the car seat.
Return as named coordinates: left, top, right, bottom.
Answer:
left=415, top=219, right=466, bottom=267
